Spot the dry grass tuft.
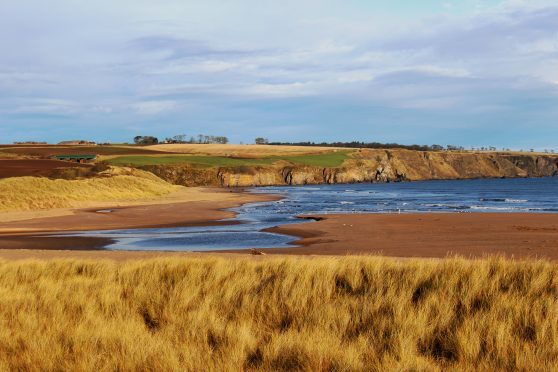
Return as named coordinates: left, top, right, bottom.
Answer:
left=0, top=256, right=556, bottom=370
left=0, top=167, right=180, bottom=211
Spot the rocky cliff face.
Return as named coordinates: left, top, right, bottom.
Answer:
left=143, top=150, right=558, bottom=187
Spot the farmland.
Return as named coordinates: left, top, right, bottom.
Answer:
left=106, top=151, right=352, bottom=168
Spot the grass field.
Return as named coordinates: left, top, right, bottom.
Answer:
left=0, top=256, right=556, bottom=370
left=0, top=167, right=179, bottom=211
left=107, top=151, right=351, bottom=168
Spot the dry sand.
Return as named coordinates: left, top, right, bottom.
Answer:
left=0, top=187, right=269, bottom=224
left=0, top=188, right=276, bottom=233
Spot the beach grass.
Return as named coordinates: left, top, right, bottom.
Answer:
left=0, top=167, right=179, bottom=211
left=0, top=255, right=556, bottom=370
left=107, top=151, right=351, bottom=168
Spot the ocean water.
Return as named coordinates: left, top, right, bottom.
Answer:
left=70, top=177, right=558, bottom=251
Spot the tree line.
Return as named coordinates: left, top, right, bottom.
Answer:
left=265, top=141, right=460, bottom=151
left=133, top=134, right=229, bottom=145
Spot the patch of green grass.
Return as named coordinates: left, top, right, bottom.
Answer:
left=108, top=151, right=352, bottom=168
left=279, top=151, right=350, bottom=167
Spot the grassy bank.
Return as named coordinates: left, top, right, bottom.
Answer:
left=0, top=256, right=556, bottom=370
left=0, top=168, right=179, bottom=211
left=106, top=151, right=351, bottom=168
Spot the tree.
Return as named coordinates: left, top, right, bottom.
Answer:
left=255, top=137, right=269, bottom=145
left=133, top=136, right=158, bottom=145
left=173, top=134, right=187, bottom=143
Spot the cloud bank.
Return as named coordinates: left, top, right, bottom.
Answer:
left=0, top=0, right=557, bottom=148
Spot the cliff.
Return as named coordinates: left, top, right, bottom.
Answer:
left=143, top=149, right=558, bottom=187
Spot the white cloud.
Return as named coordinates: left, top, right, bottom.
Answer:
left=11, top=99, right=79, bottom=114
left=131, top=100, right=177, bottom=115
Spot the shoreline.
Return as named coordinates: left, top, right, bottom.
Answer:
left=2, top=185, right=558, bottom=260
left=0, top=188, right=279, bottom=250
left=3, top=211, right=558, bottom=260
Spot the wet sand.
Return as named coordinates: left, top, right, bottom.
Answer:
left=262, top=213, right=558, bottom=259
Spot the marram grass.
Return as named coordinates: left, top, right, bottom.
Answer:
left=0, top=256, right=556, bottom=370
left=0, top=168, right=179, bottom=211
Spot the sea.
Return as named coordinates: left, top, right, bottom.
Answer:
left=67, top=177, right=558, bottom=251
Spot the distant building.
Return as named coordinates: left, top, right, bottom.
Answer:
left=53, top=154, right=97, bottom=163
left=58, top=140, right=97, bottom=146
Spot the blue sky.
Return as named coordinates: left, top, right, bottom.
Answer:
left=1, top=0, right=557, bottom=149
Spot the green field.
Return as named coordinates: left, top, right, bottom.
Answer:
left=107, top=151, right=351, bottom=168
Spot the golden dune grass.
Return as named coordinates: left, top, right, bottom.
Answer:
left=0, top=168, right=180, bottom=211
left=0, top=256, right=556, bottom=370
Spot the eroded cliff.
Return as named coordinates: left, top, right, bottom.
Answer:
left=143, top=149, right=558, bottom=187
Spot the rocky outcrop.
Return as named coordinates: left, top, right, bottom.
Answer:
left=143, top=150, right=558, bottom=187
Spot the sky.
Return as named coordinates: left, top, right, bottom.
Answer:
left=1, top=0, right=557, bottom=149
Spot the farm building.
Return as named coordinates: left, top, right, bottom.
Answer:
left=53, top=154, right=97, bottom=163
left=58, top=140, right=97, bottom=145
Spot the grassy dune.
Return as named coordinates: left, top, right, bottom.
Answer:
left=0, top=168, right=179, bottom=211
left=0, top=256, right=556, bottom=370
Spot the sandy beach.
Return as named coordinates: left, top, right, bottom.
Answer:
left=0, top=187, right=277, bottom=251
left=2, top=198, right=558, bottom=259
left=0, top=187, right=276, bottom=230
left=263, top=213, right=558, bottom=259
